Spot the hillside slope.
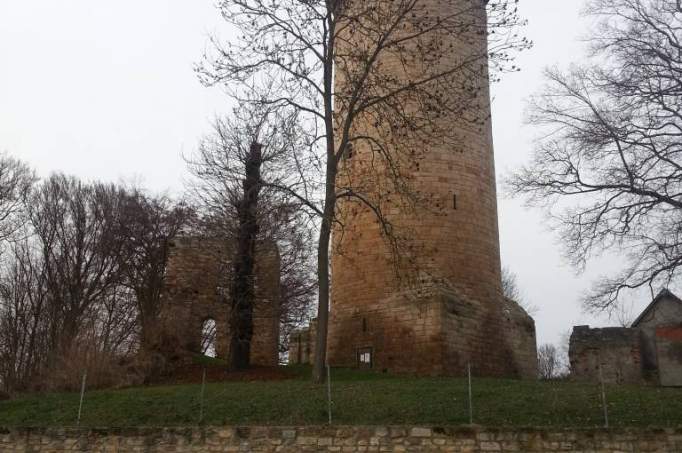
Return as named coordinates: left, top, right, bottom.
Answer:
left=1, top=366, right=681, bottom=428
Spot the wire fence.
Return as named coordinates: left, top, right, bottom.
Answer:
left=3, top=363, right=680, bottom=429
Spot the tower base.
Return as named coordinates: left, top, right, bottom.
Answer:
left=326, top=286, right=537, bottom=378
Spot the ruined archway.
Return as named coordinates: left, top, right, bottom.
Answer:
left=201, top=318, right=217, bottom=358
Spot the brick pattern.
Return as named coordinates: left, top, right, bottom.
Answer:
left=569, top=292, right=682, bottom=386
left=328, top=0, right=537, bottom=377
left=288, top=320, right=317, bottom=365
left=156, top=237, right=280, bottom=366
left=569, top=327, right=643, bottom=385
left=3, top=426, right=682, bottom=452
left=655, top=326, right=682, bottom=387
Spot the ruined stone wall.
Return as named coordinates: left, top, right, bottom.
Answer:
left=569, top=326, right=643, bottom=385
left=3, top=426, right=682, bottom=452
left=157, top=237, right=280, bottom=367
left=288, top=320, right=317, bottom=365
left=500, top=298, right=538, bottom=378
left=328, top=0, right=532, bottom=377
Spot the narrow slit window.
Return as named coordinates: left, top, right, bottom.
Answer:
left=453, top=194, right=457, bottom=210
left=362, top=317, right=368, bottom=332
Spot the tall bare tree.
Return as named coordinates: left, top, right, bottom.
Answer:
left=501, top=266, right=538, bottom=315
left=187, top=107, right=317, bottom=368
left=228, top=142, right=263, bottom=369
left=117, top=189, right=192, bottom=350
left=28, top=175, right=128, bottom=368
left=0, top=240, right=48, bottom=393
left=0, top=154, right=37, bottom=245
left=0, top=168, right=203, bottom=391
left=508, top=0, right=682, bottom=312
left=537, top=343, right=560, bottom=380
left=199, top=0, right=528, bottom=382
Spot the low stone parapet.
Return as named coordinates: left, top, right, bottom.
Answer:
left=2, top=425, right=682, bottom=452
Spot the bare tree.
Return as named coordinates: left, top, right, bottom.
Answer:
left=0, top=154, right=37, bottom=245
left=199, top=0, right=528, bottom=382
left=501, top=266, right=538, bottom=315
left=228, top=142, right=263, bottom=369
left=538, top=343, right=560, bottom=380
left=501, top=266, right=522, bottom=302
left=28, top=175, right=129, bottom=369
left=508, top=0, right=682, bottom=312
left=0, top=172, right=199, bottom=391
left=0, top=240, right=48, bottom=393
left=117, top=189, right=192, bottom=350
left=614, top=300, right=636, bottom=327
left=187, top=107, right=317, bottom=368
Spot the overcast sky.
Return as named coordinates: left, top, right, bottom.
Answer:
left=0, top=0, right=644, bottom=347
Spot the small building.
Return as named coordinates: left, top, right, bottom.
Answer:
left=569, top=290, right=682, bottom=386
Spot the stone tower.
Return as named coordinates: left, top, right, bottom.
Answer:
left=327, top=0, right=537, bottom=377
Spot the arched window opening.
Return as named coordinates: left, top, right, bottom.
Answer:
left=201, top=318, right=217, bottom=358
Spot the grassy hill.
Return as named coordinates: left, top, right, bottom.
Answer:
left=1, top=365, right=681, bottom=428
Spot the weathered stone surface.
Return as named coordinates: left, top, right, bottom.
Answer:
left=288, top=320, right=317, bottom=366
left=569, top=326, right=643, bottom=384
left=324, top=0, right=537, bottom=378
left=655, top=326, right=682, bottom=387
left=155, top=236, right=280, bottom=367
left=569, top=290, right=682, bottom=386
left=2, top=426, right=682, bottom=452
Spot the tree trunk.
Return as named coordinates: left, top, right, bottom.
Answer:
left=313, top=29, right=337, bottom=383
left=312, top=203, right=334, bottom=383
left=228, top=142, right=262, bottom=370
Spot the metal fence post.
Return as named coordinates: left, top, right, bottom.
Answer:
left=199, top=367, right=207, bottom=424
left=77, top=371, right=87, bottom=427
left=467, top=363, right=473, bottom=425
left=599, top=365, right=609, bottom=428
left=326, top=363, right=332, bottom=425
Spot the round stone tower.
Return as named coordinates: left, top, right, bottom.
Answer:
left=327, top=0, right=537, bottom=377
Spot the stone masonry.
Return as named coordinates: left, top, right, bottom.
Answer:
left=288, top=319, right=317, bottom=366
left=3, top=425, right=682, bottom=452
left=569, top=327, right=643, bottom=385
left=156, top=236, right=280, bottom=367
left=327, top=0, right=537, bottom=377
left=570, top=290, right=682, bottom=386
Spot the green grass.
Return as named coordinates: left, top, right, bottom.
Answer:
left=191, top=353, right=228, bottom=368
left=1, top=366, right=682, bottom=428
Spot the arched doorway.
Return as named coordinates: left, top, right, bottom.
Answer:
left=201, top=318, right=217, bottom=358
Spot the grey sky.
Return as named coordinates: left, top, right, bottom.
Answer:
left=0, top=1, right=639, bottom=347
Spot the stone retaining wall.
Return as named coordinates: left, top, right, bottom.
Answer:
left=2, top=425, right=682, bottom=452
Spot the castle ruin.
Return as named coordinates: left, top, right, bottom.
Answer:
left=570, top=290, right=682, bottom=386
left=156, top=236, right=281, bottom=367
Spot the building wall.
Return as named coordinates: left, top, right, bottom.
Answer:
left=634, top=294, right=682, bottom=376
left=156, top=237, right=280, bottom=367
left=288, top=320, right=317, bottom=366
left=655, top=326, right=682, bottom=387
left=3, top=426, right=682, bottom=452
left=293, top=292, right=537, bottom=379
left=569, top=327, right=643, bottom=384
left=329, top=0, right=531, bottom=377
left=501, top=298, right=539, bottom=378
left=327, top=289, right=447, bottom=375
